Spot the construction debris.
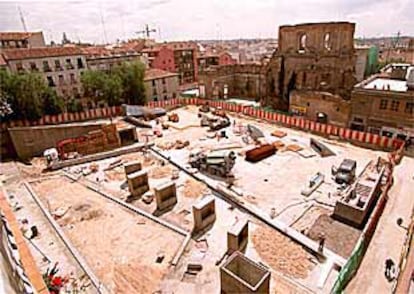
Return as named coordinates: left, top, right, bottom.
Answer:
left=245, top=144, right=276, bottom=162
left=272, top=129, right=287, bottom=138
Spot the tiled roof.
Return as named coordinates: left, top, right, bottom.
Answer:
left=0, top=32, right=34, bottom=41
left=1, top=46, right=83, bottom=60
left=82, top=44, right=142, bottom=58
left=142, top=41, right=197, bottom=53
left=144, top=68, right=178, bottom=81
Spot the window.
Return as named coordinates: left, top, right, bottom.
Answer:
left=162, top=78, right=166, bottom=85
left=299, top=33, right=307, bottom=52
left=390, top=100, right=400, bottom=111
left=58, top=74, right=65, bottom=85
left=43, top=61, right=51, bottom=72
left=405, top=102, right=414, bottom=114
left=16, top=62, right=24, bottom=72
left=55, top=60, right=62, bottom=70
left=47, top=76, right=55, bottom=87
left=70, top=73, right=76, bottom=84
left=379, top=99, right=388, bottom=110
left=152, top=80, right=156, bottom=87
left=153, top=88, right=157, bottom=95
left=324, top=33, right=331, bottom=50
left=66, top=59, right=74, bottom=70
left=164, top=95, right=167, bottom=100
left=153, top=96, right=158, bottom=102
left=302, top=72, right=307, bottom=87
left=173, top=92, right=176, bottom=98
left=29, top=62, right=38, bottom=72
left=77, top=58, right=84, bottom=69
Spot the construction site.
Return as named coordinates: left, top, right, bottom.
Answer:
left=0, top=100, right=412, bottom=294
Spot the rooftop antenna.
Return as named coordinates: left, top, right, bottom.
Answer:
left=385, top=31, right=401, bottom=63
left=136, top=24, right=156, bottom=39
left=18, top=6, right=28, bottom=32
left=99, top=4, right=108, bottom=44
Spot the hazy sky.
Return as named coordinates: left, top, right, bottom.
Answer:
left=0, top=0, right=413, bottom=44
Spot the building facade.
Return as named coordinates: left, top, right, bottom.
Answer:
left=264, top=22, right=357, bottom=110
left=198, top=64, right=266, bottom=100
left=197, top=51, right=237, bottom=71
left=1, top=47, right=86, bottom=99
left=350, top=64, right=414, bottom=141
left=0, top=32, right=45, bottom=49
left=144, top=68, right=179, bottom=102
left=142, top=42, right=198, bottom=84
left=81, top=46, right=147, bottom=72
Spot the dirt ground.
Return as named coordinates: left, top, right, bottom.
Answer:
left=307, top=214, right=361, bottom=258
left=31, top=177, right=184, bottom=294
left=252, top=225, right=316, bottom=279
left=181, top=178, right=208, bottom=199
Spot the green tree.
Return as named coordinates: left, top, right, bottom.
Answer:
left=113, top=61, right=146, bottom=105
left=0, top=70, right=64, bottom=120
left=67, top=98, right=84, bottom=113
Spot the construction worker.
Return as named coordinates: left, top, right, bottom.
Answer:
left=318, top=233, right=326, bottom=253
left=385, top=258, right=395, bottom=280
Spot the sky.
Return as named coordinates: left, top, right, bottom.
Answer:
left=0, top=0, right=413, bottom=44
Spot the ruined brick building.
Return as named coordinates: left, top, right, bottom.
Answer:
left=199, top=22, right=358, bottom=126
left=264, top=22, right=357, bottom=110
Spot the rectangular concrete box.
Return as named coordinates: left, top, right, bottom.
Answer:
left=154, top=181, right=177, bottom=211
left=227, top=220, right=249, bottom=254
left=127, top=170, right=149, bottom=197
left=220, top=252, right=270, bottom=294
left=192, top=195, right=216, bottom=233
left=124, top=161, right=142, bottom=175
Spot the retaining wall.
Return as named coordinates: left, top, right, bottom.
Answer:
left=0, top=191, right=48, bottom=294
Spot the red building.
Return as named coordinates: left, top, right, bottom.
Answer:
left=142, top=42, right=198, bottom=85
left=197, top=50, right=237, bottom=71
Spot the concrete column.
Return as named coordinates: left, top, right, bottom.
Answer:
left=154, top=181, right=177, bottom=211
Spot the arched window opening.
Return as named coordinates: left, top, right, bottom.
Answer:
left=299, top=34, right=307, bottom=52
left=324, top=33, right=331, bottom=50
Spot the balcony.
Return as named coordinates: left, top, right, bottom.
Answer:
left=66, top=64, right=74, bottom=70
left=43, top=67, right=52, bottom=72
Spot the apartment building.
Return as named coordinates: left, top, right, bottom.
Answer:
left=0, top=32, right=45, bottom=49
left=144, top=68, right=179, bottom=102
left=142, top=41, right=198, bottom=84
left=1, top=47, right=86, bottom=99
left=81, top=45, right=147, bottom=72
left=197, top=50, right=237, bottom=71
left=350, top=63, right=414, bottom=141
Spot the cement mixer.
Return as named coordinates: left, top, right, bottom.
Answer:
left=189, top=150, right=236, bottom=178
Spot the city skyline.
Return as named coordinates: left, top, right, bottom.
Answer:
left=0, top=0, right=413, bottom=44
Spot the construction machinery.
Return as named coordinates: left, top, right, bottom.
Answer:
left=332, top=159, right=357, bottom=185
left=212, top=107, right=227, bottom=118
left=168, top=113, right=179, bottom=122
left=199, top=104, right=210, bottom=114
left=210, top=117, right=230, bottom=131
left=189, top=150, right=236, bottom=178
left=200, top=114, right=230, bottom=131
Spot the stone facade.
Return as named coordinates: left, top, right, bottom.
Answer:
left=198, top=64, right=266, bottom=100
left=289, top=90, right=351, bottom=127
left=265, top=22, right=357, bottom=110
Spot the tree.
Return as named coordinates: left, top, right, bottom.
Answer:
left=81, top=70, right=123, bottom=106
left=67, top=98, right=83, bottom=113
left=113, top=61, right=146, bottom=105
left=81, top=60, right=146, bottom=106
left=0, top=70, right=64, bottom=121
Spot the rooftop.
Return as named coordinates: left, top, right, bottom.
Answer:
left=144, top=68, right=178, bottom=81
left=1, top=46, right=83, bottom=61
left=0, top=32, right=39, bottom=41
left=363, top=77, right=408, bottom=92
